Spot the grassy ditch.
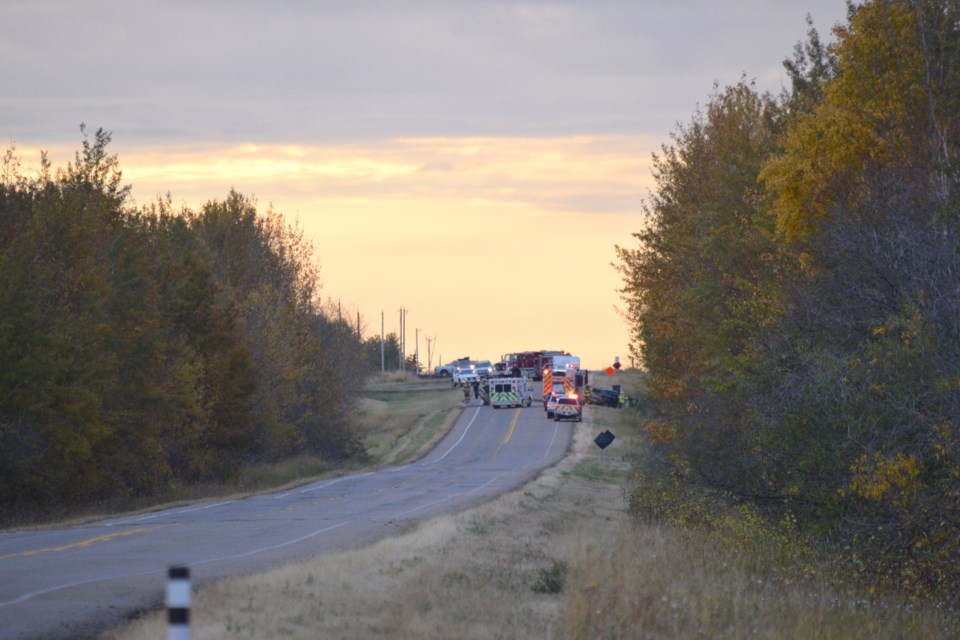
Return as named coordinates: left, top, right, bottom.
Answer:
left=104, top=372, right=958, bottom=639
left=356, top=372, right=462, bottom=466
left=103, top=382, right=633, bottom=639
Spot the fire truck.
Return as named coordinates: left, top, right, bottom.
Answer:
left=500, top=350, right=567, bottom=380
left=542, top=354, right=582, bottom=401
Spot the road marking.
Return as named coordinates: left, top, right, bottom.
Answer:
left=422, top=406, right=481, bottom=465
left=0, top=522, right=352, bottom=608
left=105, top=500, right=237, bottom=526
left=190, top=520, right=351, bottom=566
left=495, top=408, right=521, bottom=456
left=388, top=472, right=507, bottom=518
left=0, top=528, right=148, bottom=560
left=275, top=471, right=375, bottom=500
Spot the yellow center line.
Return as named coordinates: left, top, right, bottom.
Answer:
left=0, top=527, right=149, bottom=560
left=495, top=408, right=521, bottom=456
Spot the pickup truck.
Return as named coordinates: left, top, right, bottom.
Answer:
left=434, top=358, right=472, bottom=377
left=473, top=360, right=494, bottom=378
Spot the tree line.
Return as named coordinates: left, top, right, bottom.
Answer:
left=617, top=0, right=960, bottom=597
left=0, top=128, right=396, bottom=515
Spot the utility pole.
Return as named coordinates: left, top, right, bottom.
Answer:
left=380, top=310, right=385, bottom=372
left=425, top=334, right=437, bottom=372
left=415, top=328, right=419, bottom=375
left=398, top=307, right=405, bottom=372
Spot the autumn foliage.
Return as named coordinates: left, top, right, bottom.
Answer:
left=0, top=128, right=374, bottom=515
left=617, top=0, right=960, bottom=598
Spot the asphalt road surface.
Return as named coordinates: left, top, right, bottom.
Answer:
left=0, top=400, right=572, bottom=639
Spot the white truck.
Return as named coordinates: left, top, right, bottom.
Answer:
left=482, top=377, right=532, bottom=408
left=545, top=354, right=580, bottom=373
left=434, top=357, right=472, bottom=378
left=452, top=364, right=479, bottom=387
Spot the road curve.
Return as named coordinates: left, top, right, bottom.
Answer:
left=0, top=401, right=572, bottom=639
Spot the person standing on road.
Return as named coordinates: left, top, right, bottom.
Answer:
left=472, top=379, right=480, bottom=399
left=463, top=383, right=472, bottom=404
left=584, top=385, right=592, bottom=405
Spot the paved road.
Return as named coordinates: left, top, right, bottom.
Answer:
left=0, top=401, right=572, bottom=639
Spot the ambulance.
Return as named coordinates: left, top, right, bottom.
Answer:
left=484, top=377, right=533, bottom=409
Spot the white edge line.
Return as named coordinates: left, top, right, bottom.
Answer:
left=0, top=521, right=351, bottom=608
left=421, top=406, right=481, bottom=466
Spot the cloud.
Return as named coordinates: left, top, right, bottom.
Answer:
left=92, top=136, right=655, bottom=218
left=1, top=1, right=849, bottom=144
left=2, top=134, right=648, bottom=368
left=0, top=0, right=851, bottom=369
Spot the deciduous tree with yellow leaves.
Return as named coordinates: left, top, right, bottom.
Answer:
left=619, top=0, right=960, bottom=598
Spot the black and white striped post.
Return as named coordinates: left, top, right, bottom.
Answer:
left=167, top=565, right=191, bottom=640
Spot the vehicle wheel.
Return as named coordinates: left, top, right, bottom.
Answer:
left=554, top=416, right=560, bottom=422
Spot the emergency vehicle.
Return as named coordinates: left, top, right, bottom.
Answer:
left=482, top=377, right=532, bottom=408
left=501, top=350, right=567, bottom=380
left=553, top=397, right=583, bottom=422
left=542, top=354, right=581, bottom=400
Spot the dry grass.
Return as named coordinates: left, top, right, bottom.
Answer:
left=561, top=523, right=953, bottom=640
left=356, top=373, right=463, bottom=466
left=102, top=373, right=958, bottom=639
left=103, top=382, right=632, bottom=639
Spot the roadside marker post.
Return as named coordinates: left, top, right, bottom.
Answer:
left=167, top=565, right=191, bottom=640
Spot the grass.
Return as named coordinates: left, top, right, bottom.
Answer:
left=562, top=523, right=953, bottom=639
left=103, top=381, right=631, bottom=639
left=101, top=371, right=959, bottom=639
left=356, top=373, right=462, bottom=466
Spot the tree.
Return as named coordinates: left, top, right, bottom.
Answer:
left=1, top=130, right=372, bottom=515
left=754, top=0, right=960, bottom=594
left=616, top=79, right=785, bottom=493
left=619, top=1, right=960, bottom=596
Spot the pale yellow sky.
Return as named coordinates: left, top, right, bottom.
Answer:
left=22, top=135, right=655, bottom=372
left=3, top=1, right=850, bottom=375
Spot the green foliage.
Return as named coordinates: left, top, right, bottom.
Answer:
left=617, top=0, right=960, bottom=601
left=614, top=78, right=787, bottom=495
left=627, top=465, right=812, bottom=576
left=531, top=559, right=568, bottom=594
left=0, top=128, right=371, bottom=517
left=361, top=332, right=404, bottom=371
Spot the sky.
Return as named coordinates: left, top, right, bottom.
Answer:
left=1, top=0, right=850, bottom=372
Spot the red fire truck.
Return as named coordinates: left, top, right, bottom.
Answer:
left=500, top=350, right=568, bottom=380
